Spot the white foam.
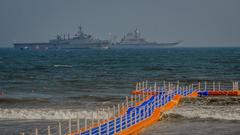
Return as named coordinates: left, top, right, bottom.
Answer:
left=0, top=108, right=108, bottom=120
left=167, top=105, right=240, bottom=120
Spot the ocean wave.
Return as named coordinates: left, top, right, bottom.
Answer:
left=53, top=65, right=72, bottom=68
left=68, top=95, right=121, bottom=102
left=0, top=98, right=49, bottom=104
left=166, top=97, right=240, bottom=121
left=167, top=107, right=240, bottom=121
left=190, top=96, right=240, bottom=106
left=0, top=108, right=108, bottom=120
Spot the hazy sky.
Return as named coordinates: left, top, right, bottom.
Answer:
left=0, top=0, right=240, bottom=47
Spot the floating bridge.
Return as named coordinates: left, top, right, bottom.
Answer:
left=64, top=81, right=240, bottom=135
left=20, top=81, right=240, bottom=135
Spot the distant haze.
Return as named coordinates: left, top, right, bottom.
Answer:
left=0, top=0, right=240, bottom=47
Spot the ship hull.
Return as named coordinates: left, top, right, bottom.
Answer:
left=14, top=42, right=109, bottom=50
left=53, top=42, right=109, bottom=49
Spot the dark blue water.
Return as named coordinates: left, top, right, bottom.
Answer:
left=0, top=47, right=239, bottom=134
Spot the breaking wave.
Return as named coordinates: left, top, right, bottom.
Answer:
left=166, top=97, right=240, bottom=121
left=0, top=108, right=108, bottom=120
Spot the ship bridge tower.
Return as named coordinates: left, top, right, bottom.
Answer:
left=134, top=29, right=141, bottom=39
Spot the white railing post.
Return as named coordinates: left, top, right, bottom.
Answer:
left=191, top=84, right=193, bottom=92
left=138, top=93, right=141, bottom=102
left=158, top=95, right=160, bottom=107
left=177, top=81, right=179, bottom=94
left=237, top=81, right=239, bottom=90
left=114, top=116, right=116, bottom=134
left=118, top=104, right=120, bottom=117
left=140, top=82, right=142, bottom=90
left=205, top=81, right=207, bottom=91
left=218, top=82, right=221, bottom=90
left=69, top=119, right=71, bottom=134
left=150, top=103, right=153, bottom=116
left=120, top=115, right=122, bottom=132
left=168, top=82, right=171, bottom=92
left=126, top=96, right=129, bottom=109
left=130, top=111, right=132, bottom=126
left=113, top=105, right=116, bottom=118
left=162, top=94, right=165, bottom=105
left=146, top=105, right=149, bottom=118
left=131, top=95, right=133, bottom=107
left=98, top=110, right=101, bottom=135
left=198, top=82, right=201, bottom=91
left=85, top=118, right=87, bottom=131
left=146, top=80, right=148, bottom=89
left=154, top=82, right=157, bottom=93
left=142, top=81, right=145, bottom=89
left=232, top=81, right=234, bottom=90
left=113, top=106, right=116, bottom=133
left=58, top=122, right=61, bottom=135
left=143, top=106, right=146, bottom=119
left=107, top=113, right=109, bottom=135
left=77, top=114, right=80, bottom=133
left=213, top=81, right=215, bottom=91
left=142, top=86, right=145, bottom=101
left=163, top=80, right=166, bottom=92
left=98, top=122, right=101, bottom=135
left=134, top=108, right=137, bottom=124
left=125, top=111, right=128, bottom=128
left=92, top=111, right=94, bottom=128
left=134, top=94, right=137, bottom=106
left=47, top=126, right=51, bottom=135
left=179, top=87, right=181, bottom=95
left=136, top=82, right=138, bottom=90
left=35, top=128, right=38, bottom=135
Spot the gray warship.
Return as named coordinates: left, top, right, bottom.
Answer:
left=112, top=29, right=181, bottom=48
left=14, top=26, right=110, bottom=50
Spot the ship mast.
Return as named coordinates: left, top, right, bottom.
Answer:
left=77, top=25, right=83, bottom=37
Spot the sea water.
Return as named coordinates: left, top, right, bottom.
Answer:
left=0, top=47, right=239, bottom=134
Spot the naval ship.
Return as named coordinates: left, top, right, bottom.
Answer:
left=112, top=29, right=181, bottom=48
left=14, top=26, right=110, bottom=50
